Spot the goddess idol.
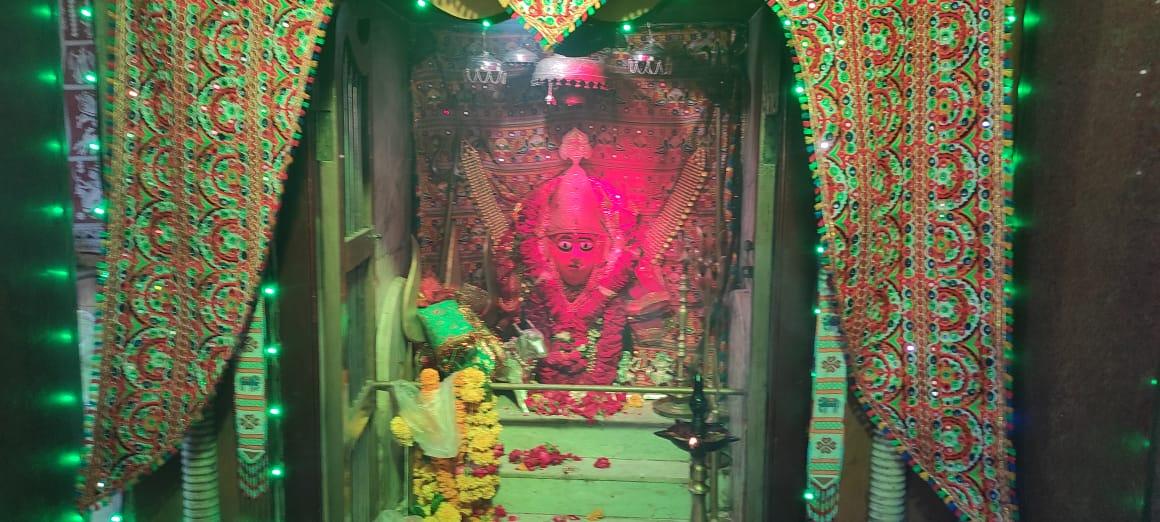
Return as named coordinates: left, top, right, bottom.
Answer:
left=461, top=128, right=709, bottom=386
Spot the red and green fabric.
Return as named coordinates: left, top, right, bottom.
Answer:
left=498, top=0, right=606, bottom=48
left=77, top=0, right=332, bottom=510
left=770, top=1, right=1018, bottom=519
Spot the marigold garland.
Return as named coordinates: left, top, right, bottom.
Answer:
left=391, top=416, right=415, bottom=447
left=400, top=364, right=503, bottom=520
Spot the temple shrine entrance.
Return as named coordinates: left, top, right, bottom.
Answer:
left=281, top=1, right=820, bottom=521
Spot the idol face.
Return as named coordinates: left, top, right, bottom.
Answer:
left=549, top=232, right=607, bottom=288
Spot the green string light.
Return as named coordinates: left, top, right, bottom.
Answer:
left=43, top=203, right=65, bottom=218
left=38, top=70, right=58, bottom=84
left=265, top=343, right=281, bottom=356
left=1023, top=10, right=1040, bottom=28
left=815, top=245, right=825, bottom=254
left=813, top=307, right=821, bottom=315
left=32, top=4, right=53, bottom=19
left=1016, top=82, right=1033, bottom=99
left=1150, top=377, right=1158, bottom=386
left=57, top=451, right=82, bottom=468
left=83, top=71, right=97, bottom=84
left=52, top=330, right=76, bottom=344
left=43, top=267, right=70, bottom=279
left=47, top=391, right=79, bottom=406
left=482, top=19, right=491, bottom=28
left=782, top=18, right=792, bottom=28
left=45, top=139, right=63, bottom=154
left=621, top=22, right=633, bottom=33
left=270, top=465, right=285, bottom=477
left=79, top=5, right=93, bottom=18
left=262, top=283, right=279, bottom=297
left=110, top=515, right=123, bottom=522
left=269, top=405, right=283, bottom=416
left=416, top=0, right=427, bottom=7
left=87, top=141, right=100, bottom=152
left=803, top=490, right=816, bottom=501
left=794, top=84, right=806, bottom=95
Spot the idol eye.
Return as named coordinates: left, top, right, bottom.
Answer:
left=579, top=241, right=594, bottom=252
left=557, top=240, right=572, bottom=252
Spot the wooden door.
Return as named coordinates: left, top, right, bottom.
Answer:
left=317, top=4, right=380, bottom=520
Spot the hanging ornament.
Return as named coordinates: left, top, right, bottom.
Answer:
left=627, top=24, right=671, bottom=76
left=465, top=27, right=507, bottom=87
left=531, top=54, right=608, bottom=105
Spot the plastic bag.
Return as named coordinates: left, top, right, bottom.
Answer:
left=392, top=376, right=460, bottom=457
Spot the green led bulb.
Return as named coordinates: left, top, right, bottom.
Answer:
left=621, top=23, right=632, bottom=32
left=43, top=203, right=65, bottom=218
left=52, top=330, right=76, bottom=344
left=43, top=267, right=70, bottom=279
left=262, top=283, right=279, bottom=297
left=482, top=20, right=491, bottom=28
left=58, top=451, right=82, bottom=467
left=265, top=343, right=281, bottom=356
left=269, top=406, right=283, bottom=416
left=416, top=0, right=427, bottom=7
left=271, top=465, right=285, bottom=477
left=48, top=391, right=79, bottom=406
left=803, top=491, right=816, bottom=501
left=79, top=6, right=93, bottom=18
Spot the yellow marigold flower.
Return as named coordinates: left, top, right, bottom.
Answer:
left=433, top=502, right=461, bottom=522
left=420, top=368, right=441, bottom=394
left=468, top=430, right=498, bottom=452
left=455, top=368, right=487, bottom=403
left=587, top=508, right=605, bottom=521
left=390, top=416, right=415, bottom=447
left=626, top=394, right=645, bottom=408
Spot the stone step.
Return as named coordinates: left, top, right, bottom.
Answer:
left=498, top=457, right=688, bottom=484
left=493, top=475, right=690, bottom=519
left=496, top=397, right=689, bottom=462
left=503, top=515, right=687, bottom=522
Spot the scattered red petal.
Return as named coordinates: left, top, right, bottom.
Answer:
left=594, top=457, right=611, bottom=469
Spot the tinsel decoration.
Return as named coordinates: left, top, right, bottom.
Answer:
left=805, top=270, right=845, bottom=521
left=770, top=0, right=1019, bottom=519
left=234, top=300, right=269, bottom=498
left=77, top=0, right=332, bottom=510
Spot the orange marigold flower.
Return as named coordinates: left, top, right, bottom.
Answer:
left=420, top=368, right=441, bottom=394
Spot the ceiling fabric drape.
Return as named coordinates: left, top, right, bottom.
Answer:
left=770, top=1, right=1018, bottom=519
left=77, top=0, right=332, bottom=510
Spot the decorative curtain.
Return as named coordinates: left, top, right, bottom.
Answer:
left=771, top=1, right=1018, bottom=520
left=77, top=0, right=332, bottom=510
